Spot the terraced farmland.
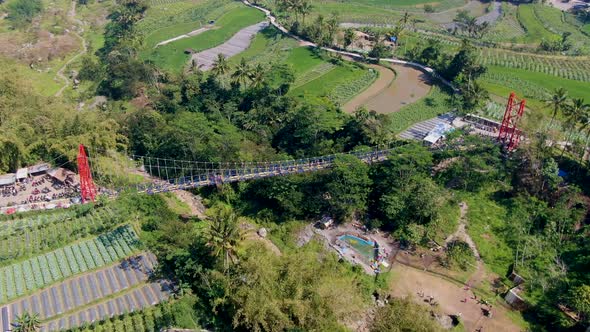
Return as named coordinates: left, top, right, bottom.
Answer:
left=57, top=298, right=185, bottom=332
left=0, top=210, right=76, bottom=237
left=478, top=49, right=590, bottom=82
left=0, top=225, right=140, bottom=304
left=0, top=254, right=173, bottom=331
left=42, top=282, right=172, bottom=332
left=0, top=207, right=126, bottom=264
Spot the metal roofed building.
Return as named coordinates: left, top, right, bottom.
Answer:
left=0, top=174, right=16, bottom=187
left=423, top=122, right=454, bottom=145
left=28, top=163, right=50, bottom=175
left=16, top=168, right=28, bottom=181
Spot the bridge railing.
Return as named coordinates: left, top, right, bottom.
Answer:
left=133, top=146, right=397, bottom=194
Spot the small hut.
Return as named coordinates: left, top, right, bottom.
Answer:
left=15, top=168, right=28, bottom=182
left=318, top=216, right=334, bottom=229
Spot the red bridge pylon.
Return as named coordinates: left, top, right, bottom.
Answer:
left=77, top=144, right=97, bottom=203
left=498, top=92, right=526, bottom=151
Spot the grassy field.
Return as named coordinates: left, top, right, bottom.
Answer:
left=143, top=6, right=265, bottom=72
left=533, top=4, right=590, bottom=53
left=289, top=62, right=377, bottom=105
left=517, top=4, right=559, bottom=44
left=388, top=85, right=454, bottom=134
left=457, top=190, right=514, bottom=277
left=480, top=65, right=590, bottom=115
left=220, top=29, right=377, bottom=107
left=141, top=0, right=240, bottom=48
left=285, top=47, right=327, bottom=76
left=486, top=3, right=526, bottom=43
left=584, top=24, right=590, bottom=35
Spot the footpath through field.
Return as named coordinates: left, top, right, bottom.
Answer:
left=155, top=26, right=212, bottom=48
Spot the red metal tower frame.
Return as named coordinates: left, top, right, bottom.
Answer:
left=77, top=144, right=97, bottom=203
left=498, top=92, right=526, bottom=151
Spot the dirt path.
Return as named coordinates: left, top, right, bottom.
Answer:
left=241, top=223, right=282, bottom=256
left=445, top=202, right=481, bottom=260
left=55, top=1, right=87, bottom=97
left=343, top=64, right=432, bottom=114
left=173, top=190, right=207, bottom=219
left=154, top=26, right=212, bottom=48
left=390, top=264, right=521, bottom=332
left=444, top=202, right=486, bottom=289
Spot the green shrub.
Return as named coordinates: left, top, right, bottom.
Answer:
left=7, top=0, right=43, bottom=27
left=445, top=240, right=475, bottom=271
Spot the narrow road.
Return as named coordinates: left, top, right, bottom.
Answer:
left=55, top=1, right=87, bottom=97
left=242, top=0, right=457, bottom=91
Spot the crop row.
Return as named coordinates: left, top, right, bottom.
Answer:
left=329, top=68, right=378, bottom=105
left=0, top=207, right=123, bottom=265
left=244, top=36, right=298, bottom=67
left=486, top=3, right=525, bottom=42
left=138, top=0, right=236, bottom=37
left=293, top=62, right=336, bottom=88
left=1, top=254, right=158, bottom=328
left=57, top=296, right=179, bottom=332
left=478, top=49, right=590, bottom=82
left=480, top=71, right=550, bottom=100
left=148, top=0, right=190, bottom=6
left=532, top=4, right=590, bottom=52
left=0, top=210, right=76, bottom=236
left=0, top=225, right=140, bottom=304
left=390, top=86, right=452, bottom=135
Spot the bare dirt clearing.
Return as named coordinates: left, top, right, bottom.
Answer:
left=390, top=264, right=521, bottom=332
left=343, top=64, right=432, bottom=114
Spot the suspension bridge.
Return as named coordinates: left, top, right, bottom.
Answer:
left=127, top=147, right=393, bottom=196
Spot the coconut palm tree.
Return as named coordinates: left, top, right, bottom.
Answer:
left=249, top=64, right=266, bottom=89
left=560, top=98, right=586, bottom=158
left=545, top=87, right=568, bottom=129
left=300, top=0, right=312, bottom=25
left=232, top=58, right=252, bottom=87
left=189, top=58, right=204, bottom=75
left=206, top=205, right=243, bottom=271
left=400, top=11, right=411, bottom=29
left=211, top=53, right=230, bottom=77
left=12, top=312, right=41, bottom=332
left=343, top=28, right=356, bottom=49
